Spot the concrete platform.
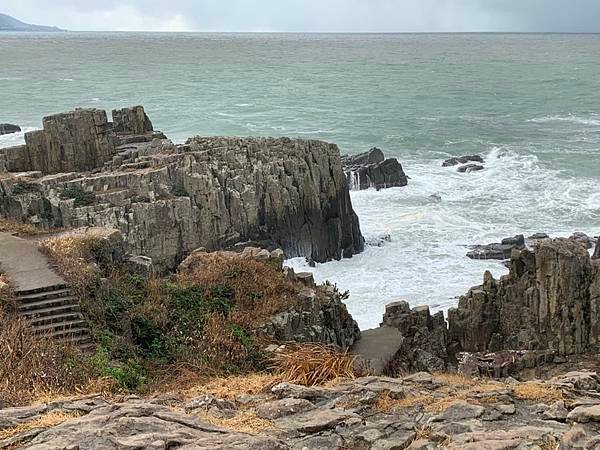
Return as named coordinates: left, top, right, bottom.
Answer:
left=0, top=232, right=65, bottom=292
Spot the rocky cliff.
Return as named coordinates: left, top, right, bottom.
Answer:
left=0, top=106, right=364, bottom=270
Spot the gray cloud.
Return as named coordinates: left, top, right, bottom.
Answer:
left=3, top=0, right=600, bottom=32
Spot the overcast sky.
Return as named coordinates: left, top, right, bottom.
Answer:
left=4, top=0, right=600, bottom=33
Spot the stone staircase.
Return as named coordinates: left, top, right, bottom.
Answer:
left=15, top=283, right=94, bottom=352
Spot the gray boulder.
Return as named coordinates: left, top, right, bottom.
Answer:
left=442, top=155, right=484, bottom=167
left=0, top=123, right=20, bottom=135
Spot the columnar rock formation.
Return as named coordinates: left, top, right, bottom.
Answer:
left=0, top=106, right=364, bottom=270
left=341, top=147, right=408, bottom=190
left=449, top=239, right=600, bottom=356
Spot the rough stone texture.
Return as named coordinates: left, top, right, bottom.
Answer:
left=4, top=371, right=600, bottom=449
left=381, top=301, right=449, bottom=373
left=111, top=105, right=153, bottom=135
left=593, top=240, right=600, bottom=260
left=341, top=147, right=408, bottom=191
left=456, top=163, right=484, bottom=173
left=0, top=107, right=364, bottom=271
left=449, top=239, right=600, bottom=356
left=0, top=123, right=20, bottom=135
left=259, top=275, right=360, bottom=350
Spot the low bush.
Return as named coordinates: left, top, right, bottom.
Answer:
left=61, top=185, right=96, bottom=207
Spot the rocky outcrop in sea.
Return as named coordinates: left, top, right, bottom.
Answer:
left=341, top=147, right=408, bottom=190
left=0, top=123, right=20, bottom=136
left=0, top=106, right=364, bottom=271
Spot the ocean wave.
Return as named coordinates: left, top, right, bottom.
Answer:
left=528, top=115, right=600, bottom=126
left=0, top=127, right=39, bottom=149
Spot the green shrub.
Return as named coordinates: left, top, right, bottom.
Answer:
left=61, top=185, right=96, bottom=207
left=11, top=181, right=36, bottom=195
left=171, top=184, right=189, bottom=197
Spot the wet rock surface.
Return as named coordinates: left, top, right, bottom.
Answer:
left=3, top=371, right=600, bottom=449
left=341, top=147, right=408, bottom=191
left=442, top=155, right=484, bottom=167
left=466, top=234, right=525, bottom=260
left=0, top=123, right=20, bottom=136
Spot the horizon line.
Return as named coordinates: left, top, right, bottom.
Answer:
left=3, top=30, right=600, bottom=35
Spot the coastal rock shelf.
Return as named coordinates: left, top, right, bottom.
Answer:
left=341, top=147, right=408, bottom=191
left=0, top=106, right=364, bottom=270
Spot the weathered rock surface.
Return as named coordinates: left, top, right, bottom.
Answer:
left=0, top=123, right=20, bottom=136
left=260, top=269, right=360, bottom=350
left=456, top=163, right=484, bottom=173
left=4, top=371, right=600, bottom=449
left=0, top=106, right=364, bottom=270
left=341, top=147, right=408, bottom=191
left=450, top=239, right=600, bottom=356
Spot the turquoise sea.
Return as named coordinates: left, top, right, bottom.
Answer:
left=2, top=32, right=600, bottom=328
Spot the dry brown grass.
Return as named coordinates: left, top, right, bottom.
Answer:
left=513, top=382, right=564, bottom=403
left=272, top=343, right=358, bottom=386
left=375, top=374, right=510, bottom=414
left=0, top=410, right=82, bottom=440
left=194, top=411, right=274, bottom=433
left=177, top=372, right=282, bottom=401
left=0, top=312, right=93, bottom=407
left=0, top=218, right=45, bottom=237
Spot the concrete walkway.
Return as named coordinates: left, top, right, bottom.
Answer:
left=0, top=232, right=65, bottom=292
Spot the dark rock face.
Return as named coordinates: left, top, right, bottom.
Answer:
left=0, top=107, right=364, bottom=270
left=381, top=301, right=449, bottom=373
left=0, top=123, right=20, bottom=135
left=442, top=155, right=484, bottom=167
left=341, top=148, right=408, bottom=191
left=467, top=234, right=525, bottom=260
left=450, top=239, right=600, bottom=356
left=594, top=241, right=600, bottom=260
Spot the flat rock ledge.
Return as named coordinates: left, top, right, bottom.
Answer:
left=341, top=147, right=408, bottom=191
left=2, top=371, right=600, bottom=449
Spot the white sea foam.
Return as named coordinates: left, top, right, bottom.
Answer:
left=529, top=115, right=600, bottom=126
left=0, top=127, right=38, bottom=149
left=287, top=147, right=600, bottom=330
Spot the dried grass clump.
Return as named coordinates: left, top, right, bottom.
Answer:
left=272, top=344, right=358, bottom=386
left=0, top=312, right=93, bottom=407
left=195, top=410, right=274, bottom=433
left=0, top=217, right=44, bottom=236
left=0, top=410, right=82, bottom=440
left=39, top=233, right=103, bottom=290
left=513, top=382, right=564, bottom=403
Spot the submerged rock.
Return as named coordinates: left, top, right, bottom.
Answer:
left=457, top=163, right=484, bottom=173
left=341, top=147, right=408, bottom=191
left=442, top=155, right=484, bottom=167
left=0, top=123, right=20, bottom=135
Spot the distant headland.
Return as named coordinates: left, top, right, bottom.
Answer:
left=0, top=13, right=65, bottom=32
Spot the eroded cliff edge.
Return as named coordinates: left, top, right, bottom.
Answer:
left=0, top=106, right=364, bottom=270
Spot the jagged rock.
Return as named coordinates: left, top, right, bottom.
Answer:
left=450, top=239, right=600, bottom=356
left=381, top=301, right=448, bottom=373
left=0, top=107, right=364, bottom=271
left=442, top=155, right=484, bottom=167
left=466, top=234, right=525, bottom=260
left=111, top=105, right=153, bottom=135
left=529, top=232, right=550, bottom=240
left=543, top=401, right=569, bottom=421
left=569, top=232, right=596, bottom=249
left=0, top=123, right=20, bottom=135
left=429, top=401, right=485, bottom=422
left=594, top=241, right=600, bottom=260
left=341, top=147, right=408, bottom=191
left=457, top=164, right=484, bottom=173
left=259, top=284, right=360, bottom=350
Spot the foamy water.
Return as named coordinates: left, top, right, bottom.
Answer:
left=1, top=33, right=599, bottom=329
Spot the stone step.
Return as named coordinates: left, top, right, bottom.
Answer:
left=48, top=327, right=91, bottom=340
left=32, top=318, right=88, bottom=333
left=16, top=284, right=69, bottom=297
left=27, top=312, right=84, bottom=327
left=19, top=303, right=81, bottom=318
left=18, top=295, right=79, bottom=311
left=17, top=288, right=72, bottom=303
